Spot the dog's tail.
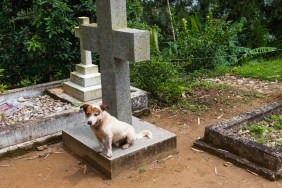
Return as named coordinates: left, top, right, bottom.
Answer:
left=136, top=130, right=152, bottom=139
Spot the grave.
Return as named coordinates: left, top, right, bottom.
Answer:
left=62, top=0, right=177, bottom=178
left=0, top=81, right=148, bottom=156
left=194, top=100, right=282, bottom=180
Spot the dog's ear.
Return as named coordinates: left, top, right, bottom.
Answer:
left=81, top=104, right=89, bottom=112
left=100, top=104, right=109, bottom=111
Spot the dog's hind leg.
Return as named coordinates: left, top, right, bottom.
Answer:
left=122, top=135, right=134, bottom=150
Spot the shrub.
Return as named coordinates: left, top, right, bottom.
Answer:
left=130, top=60, right=185, bottom=104
left=164, top=12, right=245, bottom=71
left=0, top=0, right=95, bottom=86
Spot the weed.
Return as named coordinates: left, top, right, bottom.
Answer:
left=0, top=84, right=7, bottom=93
left=138, top=167, right=146, bottom=174
left=240, top=113, right=282, bottom=148
left=246, top=124, right=268, bottom=135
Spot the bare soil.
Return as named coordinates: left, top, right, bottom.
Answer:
left=0, top=77, right=282, bottom=188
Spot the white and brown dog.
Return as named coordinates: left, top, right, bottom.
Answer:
left=81, top=104, right=152, bottom=158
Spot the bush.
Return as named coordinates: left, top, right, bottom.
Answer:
left=0, top=0, right=95, bottom=86
left=130, top=60, right=185, bottom=104
left=164, top=12, right=245, bottom=71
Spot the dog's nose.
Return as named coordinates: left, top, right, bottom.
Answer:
left=87, top=121, right=92, bottom=125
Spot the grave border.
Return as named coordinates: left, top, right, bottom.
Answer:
left=194, top=100, right=282, bottom=180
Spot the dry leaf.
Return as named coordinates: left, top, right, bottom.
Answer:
left=191, top=148, right=204, bottom=153
left=83, top=165, right=87, bottom=174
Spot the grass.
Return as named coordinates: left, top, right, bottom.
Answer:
left=186, top=81, right=231, bottom=90
left=229, top=58, right=282, bottom=81
left=239, top=114, right=282, bottom=148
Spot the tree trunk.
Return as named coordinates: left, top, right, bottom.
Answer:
left=166, top=0, right=176, bottom=42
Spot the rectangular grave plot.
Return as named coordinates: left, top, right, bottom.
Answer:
left=194, top=100, right=282, bottom=180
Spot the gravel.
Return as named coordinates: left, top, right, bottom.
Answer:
left=204, top=74, right=282, bottom=94
left=0, top=95, right=76, bottom=127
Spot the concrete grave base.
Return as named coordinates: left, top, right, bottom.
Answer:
left=0, top=80, right=149, bottom=156
left=63, top=116, right=177, bottom=178
left=194, top=100, right=282, bottom=180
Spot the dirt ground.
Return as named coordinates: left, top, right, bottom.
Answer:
left=0, top=77, right=281, bottom=188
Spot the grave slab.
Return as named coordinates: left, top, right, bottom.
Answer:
left=62, top=116, right=177, bottom=179
left=194, top=100, right=282, bottom=180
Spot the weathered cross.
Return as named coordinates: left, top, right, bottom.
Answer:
left=78, top=0, right=150, bottom=124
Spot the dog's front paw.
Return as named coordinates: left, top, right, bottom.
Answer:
left=106, top=151, right=112, bottom=158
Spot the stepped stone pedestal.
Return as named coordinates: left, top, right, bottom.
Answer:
left=63, top=117, right=177, bottom=178
left=63, top=63, right=102, bottom=102
left=63, top=17, right=102, bottom=102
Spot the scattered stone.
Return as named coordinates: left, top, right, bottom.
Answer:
left=17, top=97, right=26, bottom=102
left=204, top=74, right=282, bottom=94
left=0, top=95, right=75, bottom=127
left=223, top=162, right=232, bottom=167
left=37, top=145, right=49, bottom=151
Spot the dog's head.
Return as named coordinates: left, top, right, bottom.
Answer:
left=81, top=104, right=109, bottom=126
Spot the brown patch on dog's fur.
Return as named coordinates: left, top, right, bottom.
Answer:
left=81, top=104, right=101, bottom=118
left=81, top=104, right=90, bottom=113
left=93, top=119, right=103, bottom=129
left=100, top=104, right=109, bottom=111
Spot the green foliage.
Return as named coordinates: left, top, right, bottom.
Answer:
left=164, top=11, right=246, bottom=70
left=270, top=115, right=282, bottom=130
left=242, top=113, right=282, bottom=148
left=130, top=60, right=185, bottom=104
left=126, top=0, right=144, bottom=24
left=0, top=84, right=7, bottom=93
left=197, top=0, right=279, bottom=48
left=246, top=124, right=268, bottom=135
left=0, top=69, right=4, bottom=79
left=0, top=0, right=95, bottom=86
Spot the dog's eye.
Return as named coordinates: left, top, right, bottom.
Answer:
left=86, top=113, right=91, bottom=116
left=94, top=113, right=99, bottom=116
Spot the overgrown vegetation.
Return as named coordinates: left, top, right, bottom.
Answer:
left=1, top=0, right=281, bottom=106
left=239, top=114, right=282, bottom=148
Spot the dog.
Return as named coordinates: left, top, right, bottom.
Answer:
left=81, top=104, right=152, bottom=158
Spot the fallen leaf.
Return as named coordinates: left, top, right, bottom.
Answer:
left=191, top=148, right=204, bottom=153
left=83, top=165, right=87, bottom=174
left=217, top=114, right=224, bottom=119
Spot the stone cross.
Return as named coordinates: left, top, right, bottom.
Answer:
left=63, top=17, right=102, bottom=102
left=75, top=17, right=92, bottom=66
left=79, top=0, right=150, bottom=124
